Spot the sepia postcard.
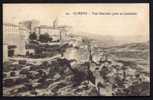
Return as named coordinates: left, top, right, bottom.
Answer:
left=3, top=4, right=150, bottom=96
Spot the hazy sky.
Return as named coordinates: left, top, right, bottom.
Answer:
left=3, top=4, right=149, bottom=41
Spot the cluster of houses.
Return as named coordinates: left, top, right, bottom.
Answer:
left=3, top=19, right=72, bottom=62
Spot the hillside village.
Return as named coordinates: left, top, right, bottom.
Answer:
left=3, top=19, right=150, bottom=96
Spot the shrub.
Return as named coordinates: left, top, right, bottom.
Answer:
left=39, top=33, right=50, bottom=43
left=29, top=32, right=37, bottom=40
left=115, top=82, right=150, bottom=96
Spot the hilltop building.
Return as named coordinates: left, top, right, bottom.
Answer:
left=3, top=22, right=29, bottom=60
left=19, top=20, right=39, bottom=33
left=34, top=19, right=72, bottom=41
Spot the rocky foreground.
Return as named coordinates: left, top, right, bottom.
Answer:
left=3, top=58, right=98, bottom=96
left=3, top=55, right=150, bottom=96
left=3, top=39, right=150, bottom=96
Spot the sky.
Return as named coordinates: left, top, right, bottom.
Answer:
left=3, top=4, right=149, bottom=41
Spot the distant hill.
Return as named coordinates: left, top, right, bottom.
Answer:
left=76, top=33, right=118, bottom=48
left=75, top=32, right=149, bottom=48
left=105, top=41, right=149, bottom=60
left=105, top=41, right=149, bottom=51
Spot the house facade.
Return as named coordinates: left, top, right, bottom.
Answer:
left=34, top=25, right=71, bottom=42
left=3, top=23, right=29, bottom=58
left=3, top=43, right=8, bottom=62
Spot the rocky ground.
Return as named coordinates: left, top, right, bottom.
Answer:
left=3, top=57, right=150, bottom=96
left=3, top=40, right=150, bottom=96
left=3, top=57, right=98, bottom=96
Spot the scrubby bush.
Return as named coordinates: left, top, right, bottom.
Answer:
left=39, top=33, right=50, bottom=43
left=29, top=32, right=37, bottom=40
left=115, top=81, right=150, bottom=96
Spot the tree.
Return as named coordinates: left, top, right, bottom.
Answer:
left=39, top=33, right=50, bottom=43
left=29, top=32, right=37, bottom=40
left=49, top=37, right=53, bottom=42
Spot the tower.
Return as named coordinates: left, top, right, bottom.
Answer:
left=53, top=18, right=58, bottom=29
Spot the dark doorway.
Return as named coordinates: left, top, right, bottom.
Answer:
left=8, top=45, right=16, bottom=57
left=8, top=49, right=14, bottom=57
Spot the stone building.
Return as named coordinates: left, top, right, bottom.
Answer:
left=34, top=19, right=72, bottom=41
left=3, top=23, right=29, bottom=58
left=3, top=43, right=8, bottom=62
left=19, top=20, right=39, bottom=33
